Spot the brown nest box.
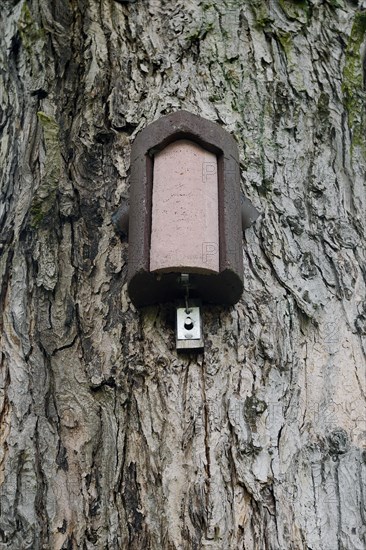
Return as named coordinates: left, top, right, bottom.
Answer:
left=114, top=110, right=259, bottom=307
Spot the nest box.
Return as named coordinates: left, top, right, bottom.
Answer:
left=113, top=110, right=259, bottom=310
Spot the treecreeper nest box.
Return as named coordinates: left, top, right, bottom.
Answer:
left=113, top=110, right=259, bottom=349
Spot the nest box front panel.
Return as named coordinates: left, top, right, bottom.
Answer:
left=150, top=139, right=219, bottom=275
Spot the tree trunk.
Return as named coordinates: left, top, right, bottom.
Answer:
left=1, top=0, right=365, bottom=548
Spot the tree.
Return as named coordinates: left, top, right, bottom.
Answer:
left=0, top=0, right=365, bottom=548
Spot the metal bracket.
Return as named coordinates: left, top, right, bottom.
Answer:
left=176, top=299, right=204, bottom=351
left=111, top=201, right=129, bottom=237
left=241, top=193, right=260, bottom=230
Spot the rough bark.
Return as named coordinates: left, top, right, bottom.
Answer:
left=0, top=0, right=365, bottom=549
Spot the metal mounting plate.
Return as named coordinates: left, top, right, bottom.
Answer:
left=176, top=301, right=204, bottom=351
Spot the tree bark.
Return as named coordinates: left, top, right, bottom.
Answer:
left=0, top=0, right=365, bottom=548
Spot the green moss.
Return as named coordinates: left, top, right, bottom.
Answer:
left=342, top=12, right=366, bottom=155
left=30, top=201, right=47, bottom=227
left=278, top=32, right=292, bottom=57
left=17, top=3, right=45, bottom=53
left=251, top=0, right=273, bottom=29
left=278, top=0, right=310, bottom=22
left=30, top=113, right=62, bottom=228
left=37, top=112, right=59, bottom=137
left=326, top=0, right=344, bottom=8
left=256, top=12, right=272, bottom=29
